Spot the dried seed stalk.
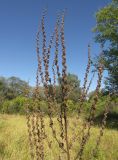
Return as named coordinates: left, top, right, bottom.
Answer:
left=25, top=85, right=35, bottom=159
left=78, top=44, right=91, bottom=115
left=26, top=113, right=35, bottom=159
left=52, top=15, right=60, bottom=101
left=36, top=26, right=44, bottom=84
left=26, top=11, right=110, bottom=160
left=41, top=13, right=67, bottom=154
left=61, top=13, right=70, bottom=160
left=75, top=64, right=103, bottom=160
left=54, top=15, right=61, bottom=79
left=85, top=71, right=95, bottom=96
left=36, top=69, right=45, bottom=159
left=92, top=93, right=111, bottom=157
left=69, top=45, right=91, bottom=150
left=53, top=15, right=66, bottom=148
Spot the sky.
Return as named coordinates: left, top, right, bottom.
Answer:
left=0, top=0, right=111, bottom=91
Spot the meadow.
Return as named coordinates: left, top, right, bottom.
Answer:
left=0, top=114, right=118, bottom=160
left=0, top=4, right=118, bottom=159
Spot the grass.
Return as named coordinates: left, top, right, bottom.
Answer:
left=0, top=114, right=118, bottom=160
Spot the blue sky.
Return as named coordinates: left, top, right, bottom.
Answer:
left=0, top=0, right=111, bottom=91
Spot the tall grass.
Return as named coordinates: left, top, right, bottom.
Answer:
left=0, top=114, right=118, bottom=160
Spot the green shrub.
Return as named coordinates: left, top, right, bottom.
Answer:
left=1, top=96, right=26, bottom=114
left=39, top=100, right=48, bottom=114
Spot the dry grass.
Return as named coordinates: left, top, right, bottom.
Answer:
left=0, top=114, right=118, bottom=160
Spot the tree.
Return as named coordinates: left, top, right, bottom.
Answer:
left=93, top=0, right=118, bottom=94
left=0, top=76, right=29, bottom=100
left=0, top=77, right=7, bottom=107
left=7, top=76, right=29, bottom=97
left=57, top=73, right=81, bottom=102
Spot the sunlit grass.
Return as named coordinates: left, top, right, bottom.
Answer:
left=0, top=114, right=118, bottom=160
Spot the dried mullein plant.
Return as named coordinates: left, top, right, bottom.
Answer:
left=25, top=11, right=111, bottom=160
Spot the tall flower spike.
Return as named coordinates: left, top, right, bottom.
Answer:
left=54, top=15, right=66, bottom=147
left=55, top=14, right=61, bottom=79
left=78, top=44, right=91, bottom=115
left=36, top=22, right=44, bottom=84
left=41, top=10, right=47, bottom=83
left=25, top=84, right=35, bottom=159
left=61, top=12, right=70, bottom=160
left=69, top=44, right=91, bottom=150
left=41, top=13, right=68, bottom=155
left=85, top=71, right=96, bottom=95
left=26, top=113, right=35, bottom=159
left=75, top=62, right=104, bottom=160
left=92, top=93, right=111, bottom=158
left=52, top=14, right=60, bottom=101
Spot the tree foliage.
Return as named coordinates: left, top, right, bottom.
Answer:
left=0, top=76, right=29, bottom=100
left=57, top=73, right=81, bottom=102
left=93, top=0, right=118, bottom=94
